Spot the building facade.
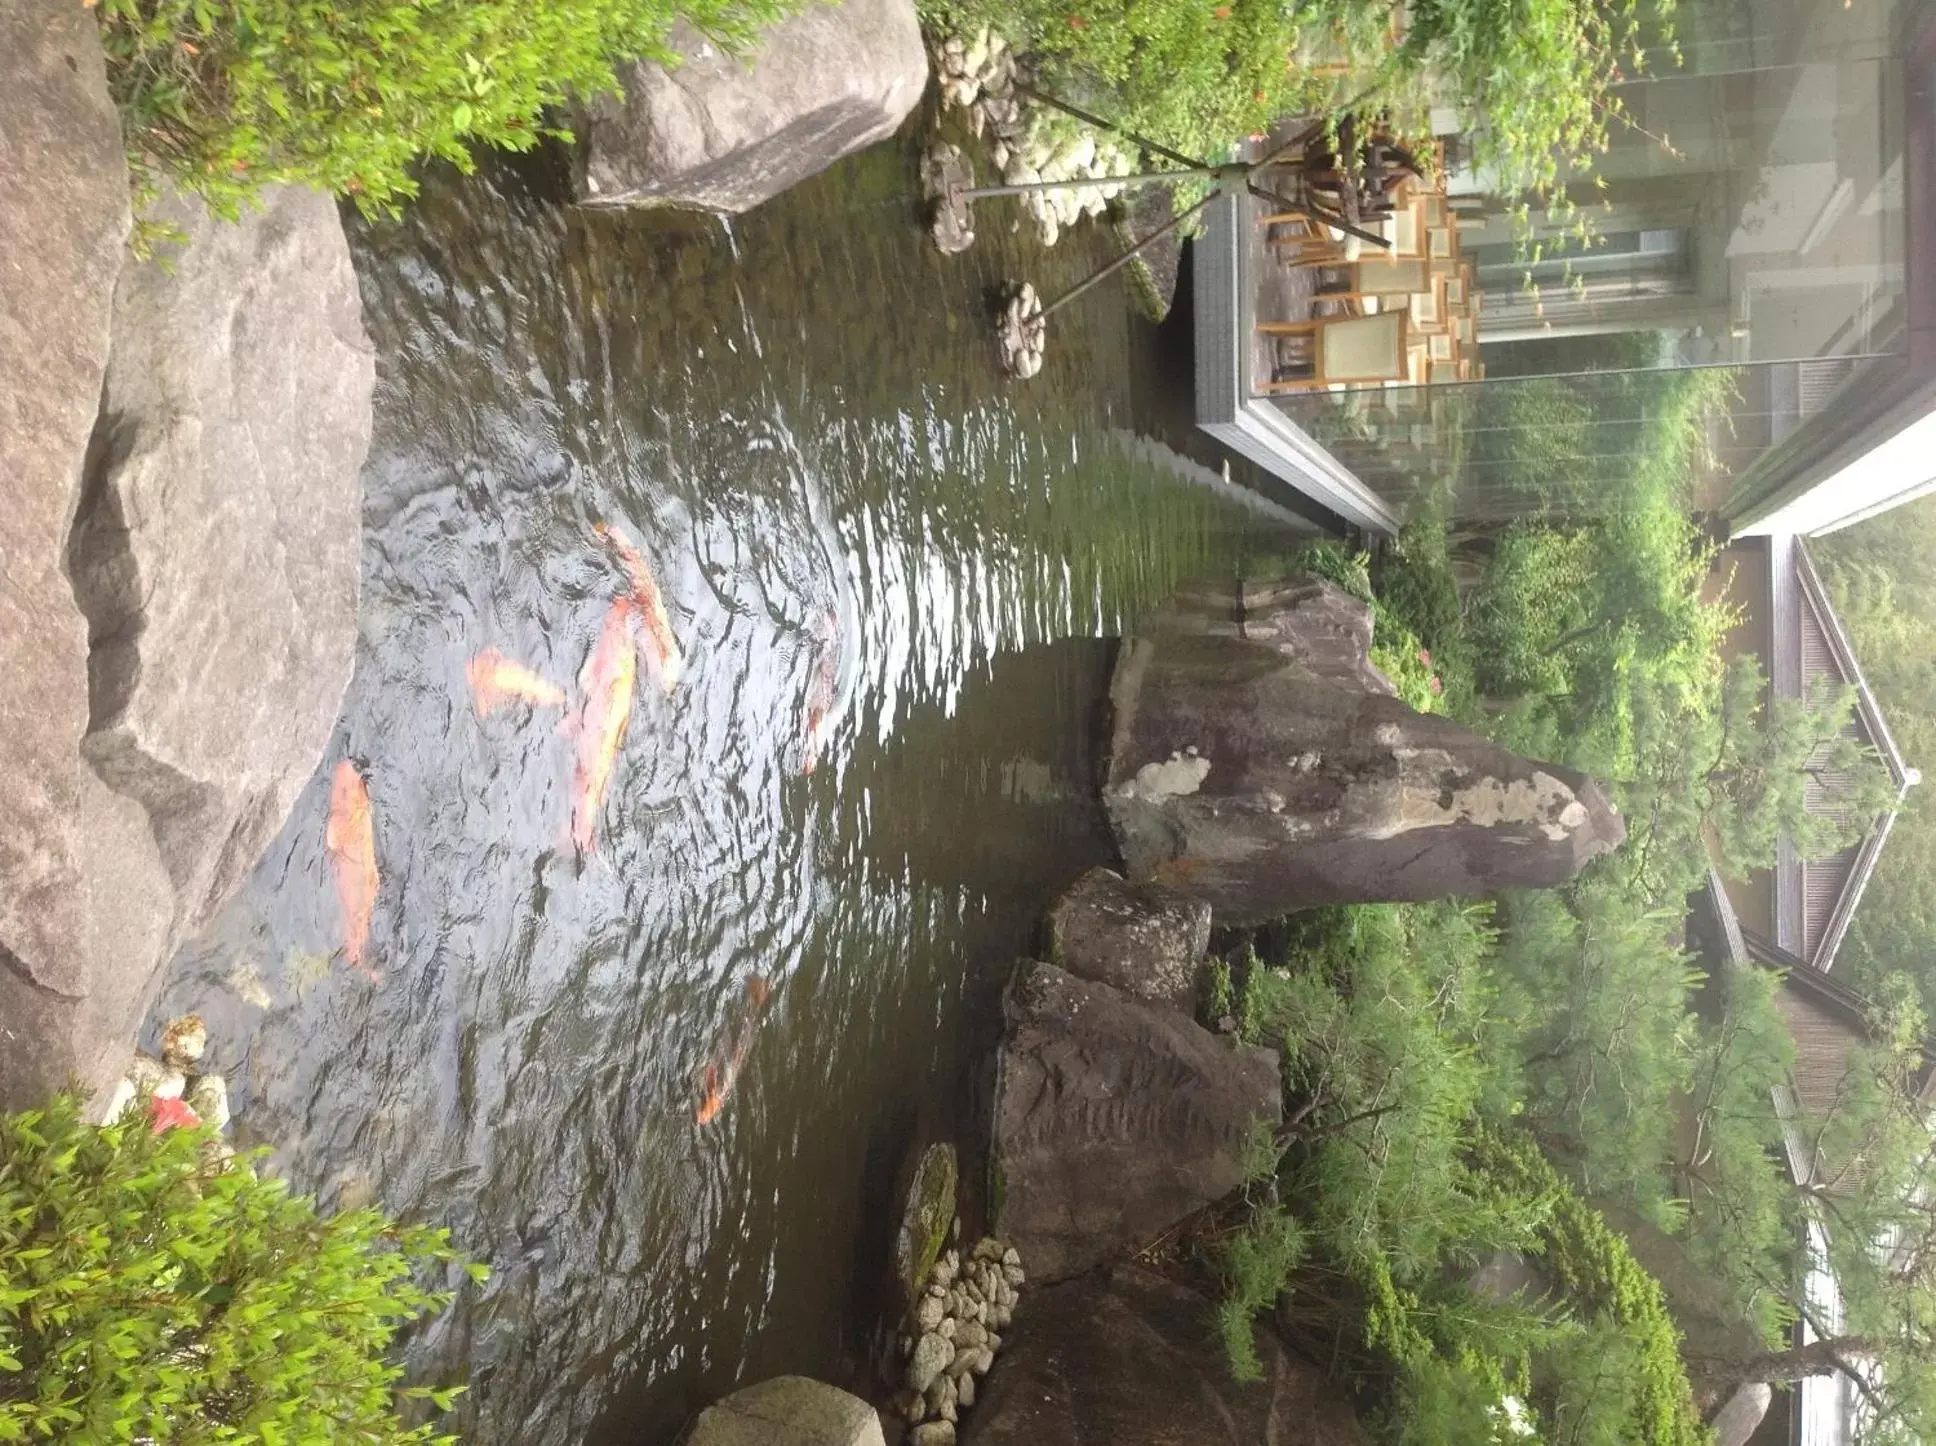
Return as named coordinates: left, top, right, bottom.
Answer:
left=1195, top=0, right=1936, bottom=533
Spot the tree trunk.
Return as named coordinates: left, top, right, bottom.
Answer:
left=1690, top=1336, right=1878, bottom=1401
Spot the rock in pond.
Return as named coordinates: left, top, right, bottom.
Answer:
left=1044, top=866, right=1208, bottom=1011
left=1103, top=579, right=1623, bottom=924
left=1113, top=185, right=1183, bottom=325
left=990, top=961, right=1280, bottom=1283
left=922, top=141, right=976, bottom=255
left=680, top=1376, right=886, bottom=1446
left=572, top=0, right=927, bottom=214
left=960, top=1264, right=1368, bottom=1446
left=894, top=1142, right=959, bottom=1309
left=0, top=105, right=373, bottom=1112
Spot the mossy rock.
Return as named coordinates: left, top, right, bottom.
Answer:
left=1112, top=184, right=1182, bottom=324
left=893, top=1142, right=958, bottom=1303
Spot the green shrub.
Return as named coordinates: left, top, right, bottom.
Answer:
left=1219, top=903, right=1708, bottom=1446
left=1287, top=542, right=1460, bottom=714
left=0, top=1093, right=475, bottom=1442
left=1215, top=1204, right=1305, bottom=1380
left=1473, top=1129, right=1706, bottom=1446
left=920, top=0, right=1674, bottom=227
left=97, top=0, right=792, bottom=218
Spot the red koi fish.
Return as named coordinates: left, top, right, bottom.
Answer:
left=325, top=759, right=381, bottom=981
left=567, top=598, right=638, bottom=854
left=594, top=521, right=684, bottom=695
left=801, top=610, right=841, bottom=776
left=467, top=647, right=567, bottom=716
left=695, top=975, right=774, bottom=1126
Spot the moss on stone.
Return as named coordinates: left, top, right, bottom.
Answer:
left=894, top=1142, right=958, bottom=1299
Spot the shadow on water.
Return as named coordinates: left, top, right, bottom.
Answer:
left=146, top=119, right=1308, bottom=1446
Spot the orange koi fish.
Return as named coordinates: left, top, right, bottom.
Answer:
left=467, top=647, right=567, bottom=716
left=567, top=598, right=638, bottom=854
left=594, top=521, right=684, bottom=694
left=695, top=976, right=774, bottom=1126
left=325, top=759, right=381, bottom=981
left=800, top=611, right=841, bottom=776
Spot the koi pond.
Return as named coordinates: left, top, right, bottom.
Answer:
left=144, top=128, right=1309, bottom=1444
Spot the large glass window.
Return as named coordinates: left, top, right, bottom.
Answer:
left=1244, top=0, right=1917, bottom=522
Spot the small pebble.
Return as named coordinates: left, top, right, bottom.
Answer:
left=987, top=1331, right=1001, bottom=1351
left=1002, top=1248, right=1020, bottom=1268
left=939, top=1316, right=958, bottom=1340
left=956, top=1371, right=976, bottom=1410
left=1003, top=1264, right=1025, bottom=1288
left=916, top=1295, right=945, bottom=1333
left=910, top=1421, right=956, bottom=1446
left=970, top=1347, right=994, bottom=1377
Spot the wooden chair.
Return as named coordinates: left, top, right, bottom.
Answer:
left=1315, top=256, right=1428, bottom=307
left=1408, top=274, right=1448, bottom=332
left=1257, top=310, right=1410, bottom=393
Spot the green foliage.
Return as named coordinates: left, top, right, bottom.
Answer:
left=1677, top=964, right=1798, bottom=1348
left=1217, top=903, right=1708, bottom=1446
left=918, top=0, right=1332, bottom=166
left=97, top=0, right=791, bottom=218
left=1216, top=1205, right=1305, bottom=1381
left=1812, top=507, right=1936, bottom=1019
left=1398, top=0, right=1669, bottom=221
left=0, top=1094, right=473, bottom=1442
left=1291, top=542, right=1457, bottom=713
left=1202, top=956, right=1236, bottom=1024
left=918, top=0, right=1672, bottom=215
left=1374, top=514, right=1469, bottom=712
left=1473, top=1129, right=1705, bottom=1446
left=1490, top=880, right=1702, bottom=1214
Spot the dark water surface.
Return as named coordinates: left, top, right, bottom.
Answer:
left=147, top=128, right=1306, bottom=1444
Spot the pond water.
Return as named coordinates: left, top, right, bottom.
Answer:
left=145, top=127, right=1309, bottom=1444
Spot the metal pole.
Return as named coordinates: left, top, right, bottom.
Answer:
left=1037, top=191, right=1217, bottom=320
left=958, top=165, right=1223, bottom=201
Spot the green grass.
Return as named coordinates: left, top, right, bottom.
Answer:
left=98, top=0, right=793, bottom=219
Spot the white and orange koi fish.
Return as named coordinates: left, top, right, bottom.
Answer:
left=594, top=521, right=684, bottom=695
left=467, top=647, right=567, bottom=716
left=566, top=597, right=638, bottom=854
left=325, top=758, right=381, bottom=982
left=800, top=610, right=841, bottom=776
left=695, top=975, right=774, bottom=1126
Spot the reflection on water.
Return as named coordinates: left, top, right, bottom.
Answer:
left=147, top=131, right=1304, bottom=1445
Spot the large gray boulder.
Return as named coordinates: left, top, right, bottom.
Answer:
left=1044, top=866, right=1208, bottom=1011
left=0, top=154, right=372, bottom=1110
left=572, top=0, right=928, bottom=213
left=990, top=962, right=1280, bottom=1284
left=0, top=0, right=166, bottom=1111
left=77, top=184, right=371, bottom=934
left=681, top=1376, right=886, bottom=1446
left=961, top=1264, right=1367, bottom=1446
left=1102, top=579, right=1623, bottom=924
